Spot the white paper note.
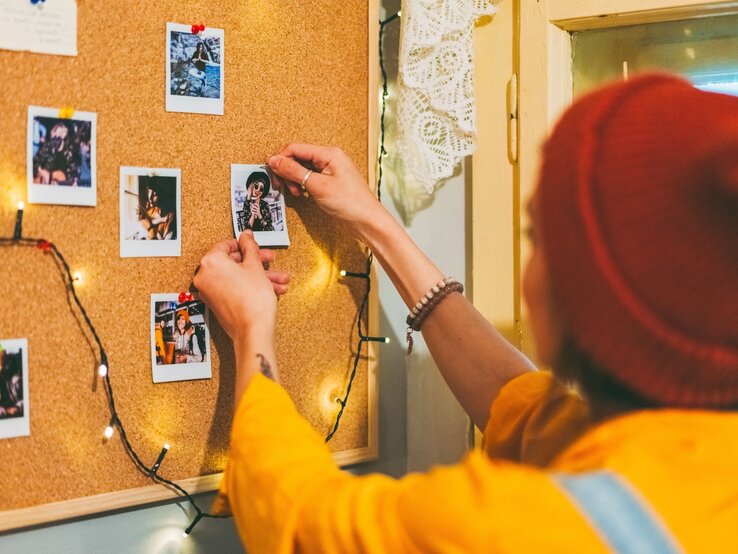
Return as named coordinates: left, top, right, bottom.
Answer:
left=0, top=0, right=77, bottom=56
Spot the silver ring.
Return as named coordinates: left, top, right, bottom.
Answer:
left=301, top=169, right=313, bottom=189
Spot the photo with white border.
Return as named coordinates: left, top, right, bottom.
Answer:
left=120, top=167, right=182, bottom=257
left=0, top=338, right=30, bottom=440
left=231, top=164, right=290, bottom=247
left=166, top=23, right=224, bottom=115
left=27, top=106, right=97, bottom=206
left=151, top=294, right=211, bottom=383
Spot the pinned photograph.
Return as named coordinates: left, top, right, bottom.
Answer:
left=0, top=339, right=30, bottom=440
left=231, top=164, right=290, bottom=247
left=27, top=106, right=96, bottom=206
left=151, top=293, right=211, bottom=383
left=120, top=167, right=182, bottom=257
left=166, top=23, right=224, bottom=115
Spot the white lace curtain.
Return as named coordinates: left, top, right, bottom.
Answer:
left=397, top=0, right=500, bottom=194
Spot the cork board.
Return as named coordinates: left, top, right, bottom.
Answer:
left=0, top=0, right=376, bottom=523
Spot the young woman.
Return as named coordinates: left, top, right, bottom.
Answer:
left=191, top=42, right=210, bottom=73
left=138, top=186, right=174, bottom=240
left=237, top=171, right=274, bottom=232
left=0, top=350, right=23, bottom=419
left=33, top=122, right=77, bottom=186
left=194, top=74, right=738, bottom=552
left=172, top=310, right=202, bottom=364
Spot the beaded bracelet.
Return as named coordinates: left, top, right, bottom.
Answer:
left=405, top=277, right=464, bottom=354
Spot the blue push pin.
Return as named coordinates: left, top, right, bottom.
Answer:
left=31, top=0, right=46, bottom=4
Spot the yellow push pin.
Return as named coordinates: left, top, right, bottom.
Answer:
left=58, top=106, right=75, bottom=119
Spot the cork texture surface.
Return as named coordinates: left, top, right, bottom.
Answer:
left=0, top=0, right=370, bottom=510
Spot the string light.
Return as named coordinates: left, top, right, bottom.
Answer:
left=183, top=512, right=205, bottom=537
left=340, top=270, right=369, bottom=279
left=151, top=443, right=170, bottom=475
left=13, top=201, right=24, bottom=241
left=98, top=352, right=109, bottom=378
left=325, top=12, right=399, bottom=443
left=0, top=10, right=402, bottom=536
left=318, top=379, right=344, bottom=422
left=103, top=417, right=115, bottom=440
left=377, top=11, right=400, bottom=189
left=1, top=230, right=226, bottom=537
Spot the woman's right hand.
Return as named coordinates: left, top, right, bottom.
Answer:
left=267, top=144, right=384, bottom=234
left=194, top=231, right=282, bottom=345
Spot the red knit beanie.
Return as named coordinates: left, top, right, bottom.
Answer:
left=538, top=73, right=738, bottom=408
left=176, top=310, right=191, bottom=325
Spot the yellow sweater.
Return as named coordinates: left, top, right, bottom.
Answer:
left=216, top=372, right=738, bottom=553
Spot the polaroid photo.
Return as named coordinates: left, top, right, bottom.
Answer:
left=0, top=338, right=30, bottom=440
left=27, top=106, right=97, bottom=206
left=231, top=164, right=290, bottom=247
left=120, top=167, right=182, bottom=257
left=151, top=294, right=211, bottom=383
left=166, top=23, right=224, bottom=115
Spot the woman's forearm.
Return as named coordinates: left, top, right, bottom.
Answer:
left=357, top=209, right=445, bottom=306
left=233, top=332, right=279, bottom=409
left=264, top=145, right=535, bottom=428
left=356, top=208, right=535, bottom=429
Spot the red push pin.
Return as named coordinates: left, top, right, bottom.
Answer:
left=191, top=23, right=205, bottom=34
left=178, top=292, right=194, bottom=303
left=36, top=239, right=52, bottom=254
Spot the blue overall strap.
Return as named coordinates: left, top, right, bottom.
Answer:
left=552, top=471, right=683, bottom=554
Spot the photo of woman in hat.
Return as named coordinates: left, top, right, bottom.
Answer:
left=237, top=171, right=274, bottom=233
left=173, top=309, right=203, bottom=364
left=151, top=295, right=211, bottom=382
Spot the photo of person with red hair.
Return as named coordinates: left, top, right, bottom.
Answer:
left=151, top=296, right=211, bottom=383
left=172, top=309, right=203, bottom=364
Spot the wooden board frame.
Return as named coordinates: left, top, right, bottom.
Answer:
left=549, top=0, right=738, bottom=30
left=0, top=0, right=381, bottom=533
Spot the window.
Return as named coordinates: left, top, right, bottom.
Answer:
left=572, top=13, right=738, bottom=97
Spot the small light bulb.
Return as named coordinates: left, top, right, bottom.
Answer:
left=384, top=337, right=391, bottom=344
left=319, top=382, right=344, bottom=420
left=103, top=425, right=114, bottom=439
left=398, top=10, right=402, bottom=17
left=182, top=532, right=188, bottom=538
left=340, top=270, right=347, bottom=277
left=17, top=201, right=25, bottom=210
left=98, top=364, right=108, bottom=377
left=163, top=442, right=170, bottom=451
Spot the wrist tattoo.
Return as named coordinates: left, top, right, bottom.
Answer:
left=256, top=354, right=274, bottom=380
